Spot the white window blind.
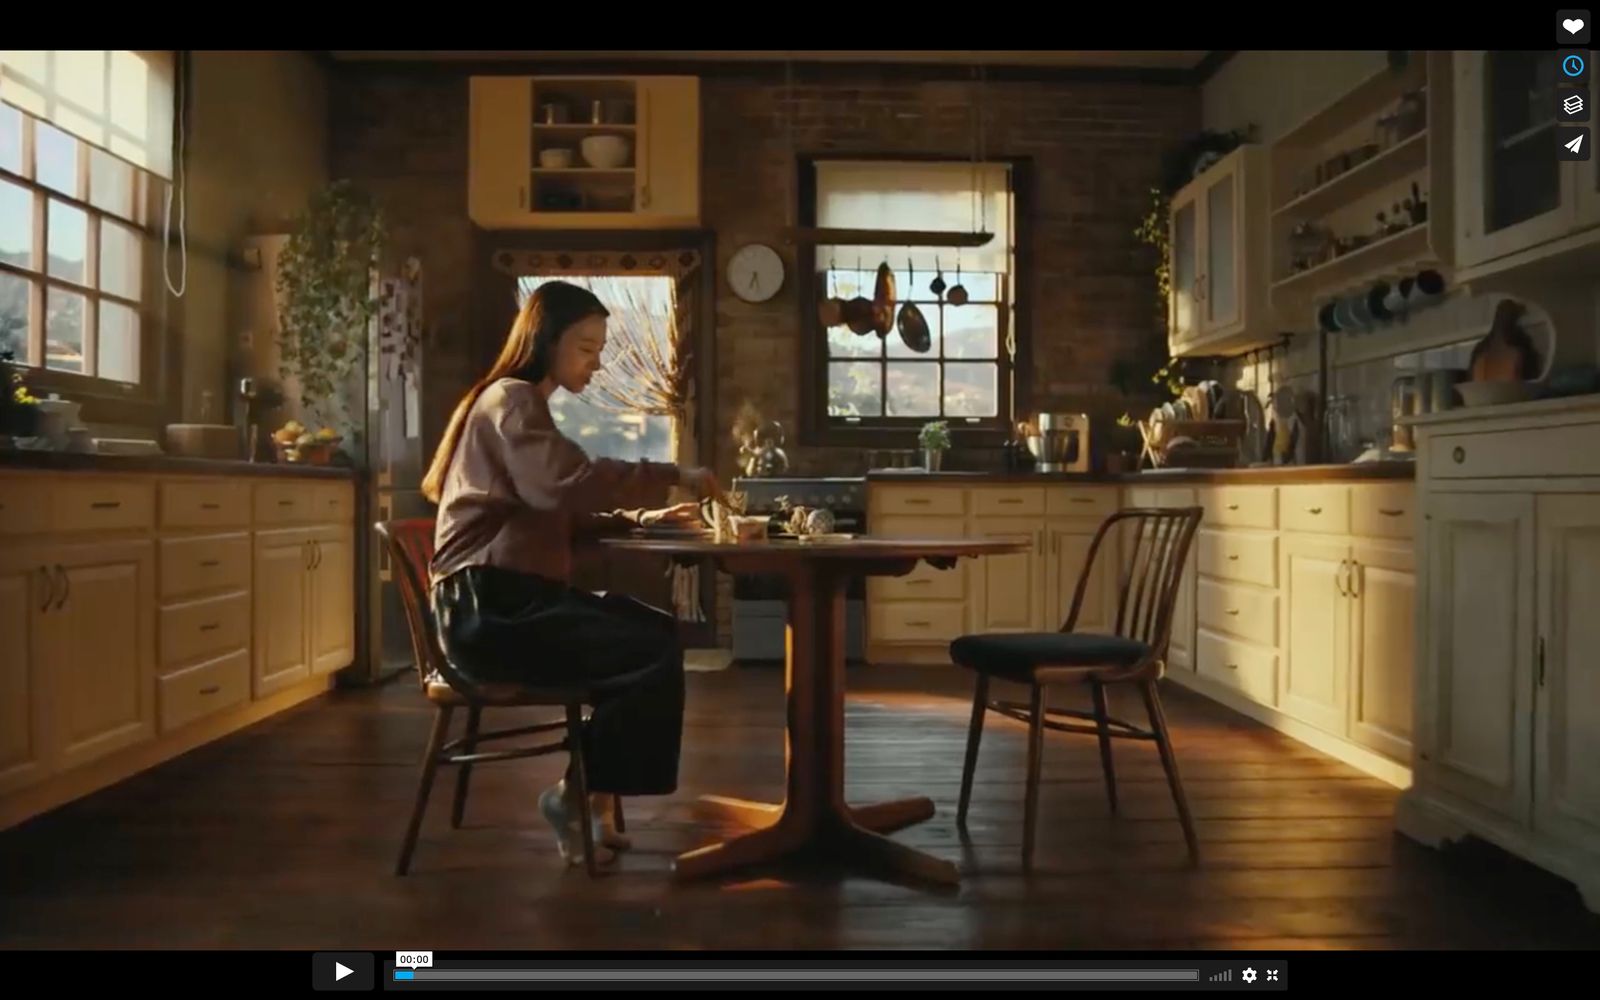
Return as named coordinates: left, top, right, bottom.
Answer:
left=0, top=50, right=175, bottom=179
left=815, top=160, right=1012, bottom=273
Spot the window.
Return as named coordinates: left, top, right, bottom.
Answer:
left=515, top=274, right=677, bottom=462
left=0, top=102, right=158, bottom=391
left=803, top=158, right=1023, bottom=444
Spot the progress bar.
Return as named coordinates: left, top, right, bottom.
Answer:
left=395, top=969, right=1201, bottom=982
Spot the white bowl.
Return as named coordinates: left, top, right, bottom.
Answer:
left=580, top=135, right=631, bottom=169
left=1457, top=380, right=1537, bottom=407
left=538, top=147, right=574, bottom=169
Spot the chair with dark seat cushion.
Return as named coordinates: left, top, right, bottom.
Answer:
left=376, top=518, right=624, bottom=878
left=949, top=506, right=1204, bottom=868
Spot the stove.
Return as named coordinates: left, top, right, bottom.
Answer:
left=729, top=477, right=868, bottom=664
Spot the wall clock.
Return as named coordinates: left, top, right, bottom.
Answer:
left=727, top=243, right=785, bottom=303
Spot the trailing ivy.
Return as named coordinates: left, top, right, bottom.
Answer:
left=274, top=180, right=386, bottom=433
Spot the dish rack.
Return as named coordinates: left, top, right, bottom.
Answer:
left=1138, top=419, right=1247, bottom=469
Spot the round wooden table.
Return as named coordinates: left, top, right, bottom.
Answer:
left=600, top=534, right=1027, bottom=886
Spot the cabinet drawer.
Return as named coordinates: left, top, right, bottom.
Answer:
left=161, top=480, right=250, bottom=529
left=158, top=649, right=250, bottom=733
left=1197, top=529, right=1277, bottom=587
left=971, top=487, right=1045, bottom=517
left=0, top=478, right=50, bottom=534
left=1206, top=486, right=1278, bottom=529
left=1045, top=487, right=1117, bottom=519
left=1279, top=484, right=1350, bottom=534
left=871, top=488, right=966, bottom=518
left=869, top=561, right=966, bottom=602
left=1351, top=483, right=1415, bottom=539
left=1197, top=578, right=1278, bottom=647
left=255, top=482, right=318, bottom=524
left=50, top=479, right=155, bottom=533
left=1196, top=628, right=1278, bottom=705
left=160, top=590, right=250, bottom=669
left=311, top=483, right=354, bottom=524
left=872, top=602, right=966, bottom=642
left=1429, top=422, right=1600, bottom=479
left=160, top=533, right=251, bottom=600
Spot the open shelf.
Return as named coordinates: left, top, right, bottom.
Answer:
left=1275, top=131, right=1428, bottom=219
left=531, top=123, right=637, bottom=132
left=1272, top=223, right=1430, bottom=298
left=531, top=168, right=635, bottom=176
left=1275, top=61, right=1427, bottom=152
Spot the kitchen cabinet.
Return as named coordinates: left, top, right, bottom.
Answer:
left=1455, top=50, right=1600, bottom=279
left=0, top=467, right=355, bottom=833
left=1125, top=486, right=1197, bottom=672
left=1399, top=394, right=1600, bottom=913
left=468, top=75, right=701, bottom=230
left=1166, top=145, right=1274, bottom=359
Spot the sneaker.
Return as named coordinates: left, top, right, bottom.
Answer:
left=537, top=781, right=617, bottom=867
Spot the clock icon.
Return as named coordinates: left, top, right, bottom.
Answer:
left=726, top=243, right=785, bottom=303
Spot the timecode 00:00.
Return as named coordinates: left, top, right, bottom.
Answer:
left=395, top=951, right=433, bottom=967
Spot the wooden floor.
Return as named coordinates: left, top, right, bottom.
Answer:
left=3, top=663, right=1598, bottom=951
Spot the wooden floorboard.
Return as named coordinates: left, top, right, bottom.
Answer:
left=1, top=664, right=1597, bottom=950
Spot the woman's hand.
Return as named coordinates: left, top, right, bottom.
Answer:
left=638, top=502, right=704, bottom=529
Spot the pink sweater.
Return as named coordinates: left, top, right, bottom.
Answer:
left=430, top=378, right=679, bottom=586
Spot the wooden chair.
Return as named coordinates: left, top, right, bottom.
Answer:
left=949, top=506, right=1204, bottom=868
left=375, top=517, right=625, bottom=877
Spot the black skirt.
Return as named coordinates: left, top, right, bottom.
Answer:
left=431, top=565, right=685, bottom=796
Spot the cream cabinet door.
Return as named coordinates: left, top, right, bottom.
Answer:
left=1047, top=524, right=1114, bottom=635
left=0, top=554, right=49, bottom=794
left=971, top=519, right=1043, bottom=633
left=468, top=75, right=533, bottom=227
left=310, top=527, right=356, bottom=677
left=1349, top=540, right=1416, bottom=762
left=1420, top=493, right=1535, bottom=825
left=254, top=530, right=313, bottom=697
left=1279, top=534, right=1351, bottom=735
left=45, top=540, right=156, bottom=772
left=636, top=77, right=700, bottom=225
left=1534, top=494, right=1600, bottom=846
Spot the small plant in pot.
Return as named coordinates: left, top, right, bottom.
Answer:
left=918, top=420, right=951, bottom=472
left=274, top=179, right=387, bottom=460
left=1109, top=413, right=1146, bottom=473
left=0, top=351, right=41, bottom=440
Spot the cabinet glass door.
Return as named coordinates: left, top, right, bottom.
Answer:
left=1169, top=196, right=1198, bottom=347
left=1204, top=169, right=1238, bottom=332
left=1484, top=50, right=1561, bottom=234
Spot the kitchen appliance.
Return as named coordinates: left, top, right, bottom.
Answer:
left=1031, top=412, right=1090, bottom=472
left=1389, top=374, right=1420, bottom=452
left=729, top=477, right=867, bottom=664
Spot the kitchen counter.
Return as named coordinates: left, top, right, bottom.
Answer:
left=0, top=449, right=359, bottom=479
left=866, top=461, right=1415, bottom=486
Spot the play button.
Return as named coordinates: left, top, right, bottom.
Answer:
left=313, top=952, right=374, bottom=991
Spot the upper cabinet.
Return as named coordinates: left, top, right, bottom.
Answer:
left=468, top=76, right=701, bottom=230
left=1266, top=53, right=1454, bottom=320
left=1454, top=51, right=1600, bottom=282
left=1167, top=144, right=1276, bottom=359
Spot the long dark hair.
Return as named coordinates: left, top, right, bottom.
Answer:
left=422, top=280, right=609, bottom=503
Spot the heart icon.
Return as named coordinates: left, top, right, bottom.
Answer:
left=1565, top=17, right=1585, bottom=33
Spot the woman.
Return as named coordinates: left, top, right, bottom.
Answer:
left=423, top=279, right=722, bottom=866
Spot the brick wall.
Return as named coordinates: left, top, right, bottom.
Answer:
left=328, top=66, right=1201, bottom=643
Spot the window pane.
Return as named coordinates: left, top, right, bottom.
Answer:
left=885, top=362, right=940, bottom=417
left=947, top=271, right=1000, bottom=302
left=0, top=180, right=34, bottom=270
left=943, top=304, right=999, bottom=359
left=547, top=394, right=673, bottom=461
left=46, top=287, right=86, bottom=373
left=885, top=304, right=941, bottom=359
left=0, top=104, right=21, bottom=175
left=827, top=361, right=882, bottom=417
left=89, top=148, right=134, bottom=219
left=826, top=324, right=881, bottom=359
left=100, top=220, right=142, bottom=300
left=98, top=300, right=140, bottom=384
left=47, top=200, right=88, bottom=284
left=943, top=362, right=999, bottom=418
left=0, top=272, right=32, bottom=363
left=823, top=268, right=874, bottom=301
left=35, top=122, right=80, bottom=196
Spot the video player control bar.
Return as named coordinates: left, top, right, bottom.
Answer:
left=397, top=969, right=1201, bottom=983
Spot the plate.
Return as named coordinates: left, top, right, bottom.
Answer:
left=793, top=532, right=856, bottom=543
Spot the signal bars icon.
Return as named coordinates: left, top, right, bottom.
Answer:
left=1210, top=969, right=1233, bottom=982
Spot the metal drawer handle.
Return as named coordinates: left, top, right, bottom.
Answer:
left=1307, top=506, right=1323, bottom=515
left=1070, top=497, right=1094, bottom=504
left=1378, top=508, right=1405, bottom=517
left=200, top=623, right=220, bottom=632
left=905, top=498, right=931, bottom=505
left=1452, top=446, right=1465, bottom=464
left=1226, top=662, right=1239, bottom=670
left=1226, top=608, right=1240, bottom=616
left=1227, top=554, right=1239, bottom=561
left=907, top=579, right=930, bottom=586
left=907, top=620, right=931, bottom=627
left=198, top=685, right=221, bottom=696
left=90, top=500, right=121, bottom=509
left=1226, top=503, right=1239, bottom=511
left=201, top=502, right=221, bottom=510
left=200, top=559, right=221, bottom=568
left=999, top=498, right=1023, bottom=504
left=278, top=499, right=296, bottom=507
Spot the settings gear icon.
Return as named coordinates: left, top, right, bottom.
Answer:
left=1242, top=968, right=1258, bottom=984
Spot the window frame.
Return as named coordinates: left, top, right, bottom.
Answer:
left=797, top=153, right=1033, bottom=449
left=0, top=104, right=175, bottom=427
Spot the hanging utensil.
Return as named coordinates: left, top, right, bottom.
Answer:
left=872, top=261, right=897, bottom=336
left=896, top=257, right=931, bottom=353
left=929, top=256, right=947, bottom=298
left=947, top=252, right=969, bottom=306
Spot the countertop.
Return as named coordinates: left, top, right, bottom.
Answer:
left=865, top=461, right=1416, bottom=486
left=0, top=449, right=359, bottom=479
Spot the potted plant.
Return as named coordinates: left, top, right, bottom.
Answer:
left=1109, top=414, right=1146, bottom=473
left=918, top=420, right=951, bottom=471
left=0, top=351, right=41, bottom=441
left=274, top=179, right=387, bottom=453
